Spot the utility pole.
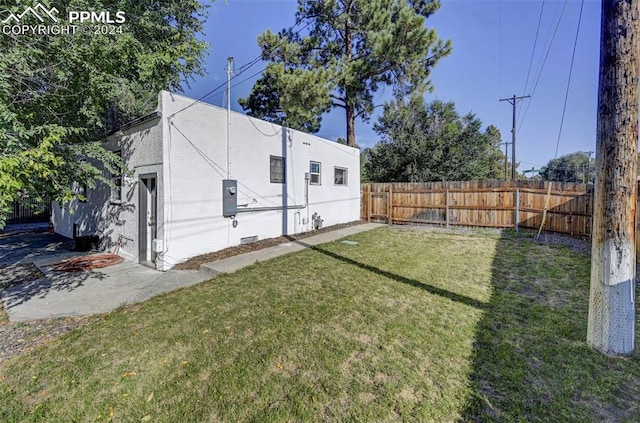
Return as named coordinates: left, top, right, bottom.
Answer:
left=500, top=94, right=530, bottom=180
left=501, top=142, right=511, bottom=180
left=587, top=0, right=639, bottom=355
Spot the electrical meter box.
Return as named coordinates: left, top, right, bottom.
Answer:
left=222, top=179, right=238, bottom=217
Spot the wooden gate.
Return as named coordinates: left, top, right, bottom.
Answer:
left=367, top=191, right=390, bottom=223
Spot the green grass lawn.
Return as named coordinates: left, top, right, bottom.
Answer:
left=1, top=227, right=639, bottom=422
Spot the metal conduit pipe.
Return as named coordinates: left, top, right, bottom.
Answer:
left=236, top=174, right=309, bottom=214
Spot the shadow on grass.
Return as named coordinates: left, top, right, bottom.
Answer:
left=298, top=230, right=639, bottom=421
left=292, top=239, right=488, bottom=311
left=458, top=233, right=640, bottom=422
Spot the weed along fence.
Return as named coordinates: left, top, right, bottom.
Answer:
left=361, top=181, right=598, bottom=235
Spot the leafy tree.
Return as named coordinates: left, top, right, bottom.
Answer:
left=364, top=96, right=505, bottom=182
left=239, top=0, right=452, bottom=146
left=0, top=0, right=212, bottom=227
left=540, top=152, right=595, bottom=183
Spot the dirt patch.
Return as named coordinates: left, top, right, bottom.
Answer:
left=390, top=223, right=592, bottom=255
left=358, top=392, right=376, bottom=404
left=0, top=263, right=44, bottom=289
left=174, top=221, right=366, bottom=270
left=398, top=386, right=422, bottom=404
left=0, top=315, right=101, bottom=363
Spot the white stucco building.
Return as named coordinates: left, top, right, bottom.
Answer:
left=52, top=91, right=361, bottom=271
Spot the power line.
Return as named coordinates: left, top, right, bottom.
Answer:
left=522, top=1, right=545, bottom=98
left=231, top=68, right=268, bottom=91
left=168, top=80, right=229, bottom=118
left=500, top=94, right=530, bottom=181
left=499, top=0, right=503, bottom=97
left=554, top=0, right=585, bottom=158
left=517, top=0, right=568, bottom=133
left=169, top=18, right=311, bottom=118
left=234, top=16, right=305, bottom=74
left=207, top=67, right=270, bottom=105
left=536, top=0, right=587, bottom=238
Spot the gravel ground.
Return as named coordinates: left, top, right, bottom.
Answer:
left=531, top=232, right=591, bottom=256
left=390, top=223, right=592, bottom=256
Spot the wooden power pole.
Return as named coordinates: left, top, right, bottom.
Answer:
left=501, top=141, right=511, bottom=180
left=500, top=95, right=530, bottom=180
left=587, top=0, right=639, bottom=355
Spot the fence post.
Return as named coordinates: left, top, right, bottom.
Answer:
left=368, top=191, right=372, bottom=222
left=388, top=184, right=393, bottom=225
left=515, top=185, right=520, bottom=232
left=445, top=189, right=450, bottom=229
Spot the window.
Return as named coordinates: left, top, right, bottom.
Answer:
left=110, top=150, right=123, bottom=203
left=310, top=161, right=321, bottom=185
left=334, top=167, right=347, bottom=186
left=270, top=155, right=285, bottom=183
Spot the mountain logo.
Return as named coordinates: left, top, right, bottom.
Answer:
left=2, top=4, right=59, bottom=24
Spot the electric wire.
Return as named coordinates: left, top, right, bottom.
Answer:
left=521, top=1, right=545, bottom=100
left=235, top=16, right=304, bottom=74
left=208, top=67, right=268, bottom=105
left=554, top=0, right=585, bottom=158
left=169, top=17, right=310, bottom=118
left=499, top=0, right=502, bottom=97
left=537, top=0, right=585, bottom=237
left=517, top=0, right=569, bottom=133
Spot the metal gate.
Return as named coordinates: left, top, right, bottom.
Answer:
left=7, top=199, right=51, bottom=225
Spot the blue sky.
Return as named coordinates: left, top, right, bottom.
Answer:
left=184, top=0, right=602, bottom=172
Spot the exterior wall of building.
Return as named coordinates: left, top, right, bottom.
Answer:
left=53, top=91, right=360, bottom=271
left=156, top=91, right=360, bottom=270
left=52, top=112, right=164, bottom=264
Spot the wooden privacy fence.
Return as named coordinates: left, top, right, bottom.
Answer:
left=362, top=179, right=640, bottom=262
left=361, top=180, right=600, bottom=234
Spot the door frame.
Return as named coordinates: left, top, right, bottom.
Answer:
left=138, top=173, right=158, bottom=267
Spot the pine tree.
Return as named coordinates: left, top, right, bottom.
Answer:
left=364, top=96, right=505, bottom=182
left=239, top=0, right=451, bottom=146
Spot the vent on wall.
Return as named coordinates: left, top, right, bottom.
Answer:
left=240, top=236, right=259, bottom=245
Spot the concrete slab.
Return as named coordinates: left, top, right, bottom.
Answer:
left=0, top=230, right=77, bottom=267
left=200, top=223, right=384, bottom=274
left=1, top=222, right=384, bottom=321
left=1, top=229, right=212, bottom=321
left=1, top=260, right=211, bottom=321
